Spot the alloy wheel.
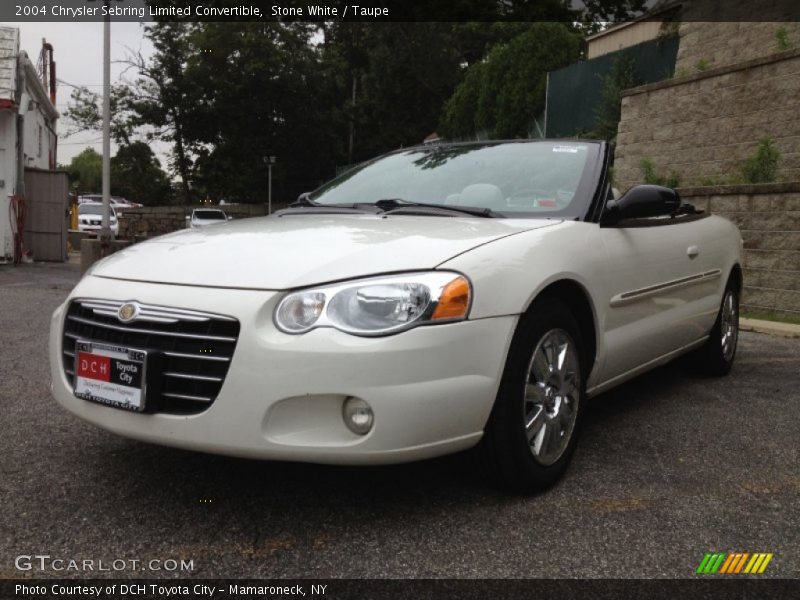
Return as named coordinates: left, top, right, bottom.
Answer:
left=523, top=329, right=581, bottom=466
left=720, top=290, right=739, bottom=362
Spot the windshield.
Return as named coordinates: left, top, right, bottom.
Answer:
left=79, top=204, right=116, bottom=217
left=194, top=210, right=226, bottom=220
left=309, top=141, right=601, bottom=218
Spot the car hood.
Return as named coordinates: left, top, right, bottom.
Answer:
left=93, top=213, right=558, bottom=290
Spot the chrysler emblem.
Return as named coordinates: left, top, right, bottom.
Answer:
left=118, top=302, right=139, bottom=323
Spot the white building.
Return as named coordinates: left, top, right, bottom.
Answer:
left=0, top=26, right=59, bottom=262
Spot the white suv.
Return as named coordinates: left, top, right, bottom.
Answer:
left=77, top=203, right=119, bottom=237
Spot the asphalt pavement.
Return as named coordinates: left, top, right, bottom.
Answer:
left=1, top=260, right=798, bottom=579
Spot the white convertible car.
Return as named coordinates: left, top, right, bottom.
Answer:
left=49, top=140, right=742, bottom=491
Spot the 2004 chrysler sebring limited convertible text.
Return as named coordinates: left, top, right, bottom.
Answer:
left=49, top=141, right=742, bottom=491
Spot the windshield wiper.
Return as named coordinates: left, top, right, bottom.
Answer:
left=372, top=198, right=502, bottom=218
left=279, top=194, right=376, bottom=215
left=283, top=196, right=502, bottom=218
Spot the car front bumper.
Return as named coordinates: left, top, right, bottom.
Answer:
left=49, top=275, right=517, bottom=464
left=78, top=223, right=119, bottom=236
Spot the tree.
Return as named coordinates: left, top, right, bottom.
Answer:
left=188, top=22, right=339, bottom=202
left=65, top=148, right=102, bottom=194
left=322, top=23, right=466, bottom=163
left=131, top=22, right=202, bottom=204
left=356, top=23, right=465, bottom=157
left=111, top=142, right=172, bottom=205
left=65, top=23, right=202, bottom=204
left=438, top=61, right=488, bottom=139
left=64, top=84, right=136, bottom=145
left=440, top=23, right=582, bottom=139
left=591, top=54, right=638, bottom=141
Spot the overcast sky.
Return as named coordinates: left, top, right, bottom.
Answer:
left=3, top=21, right=165, bottom=168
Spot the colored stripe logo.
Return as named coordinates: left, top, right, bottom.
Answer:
left=697, top=552, right=773, bottom=574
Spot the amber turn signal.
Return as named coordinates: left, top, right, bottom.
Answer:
left=431, top=276, right=471, bottom=320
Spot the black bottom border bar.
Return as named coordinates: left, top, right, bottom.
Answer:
left=3, top=579, right=799, bottom=600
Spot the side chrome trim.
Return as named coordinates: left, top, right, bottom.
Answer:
left=609, top=269, right=721, bottom=307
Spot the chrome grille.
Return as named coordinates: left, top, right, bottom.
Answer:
left=62, top=299, right=240, bottom=415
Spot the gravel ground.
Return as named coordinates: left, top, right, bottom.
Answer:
left=1, top=261, right=798, bottom=580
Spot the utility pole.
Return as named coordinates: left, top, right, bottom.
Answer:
left=263, top=156, right=276, bottom=214
left=100, top=0, right=111, bottom=246
left=348, top=74, right=356, bottom=165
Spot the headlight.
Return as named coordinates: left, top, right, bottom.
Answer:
left=274, top=272, right=471, bottom=336
left=275, top=292, right=325, bottom=333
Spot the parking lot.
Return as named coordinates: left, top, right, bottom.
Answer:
left=1, top=261, right=798, bottom=579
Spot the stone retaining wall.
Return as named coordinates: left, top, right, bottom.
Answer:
left=614, top=47, right=800, bottom=192
left=678, top=182, right=800, bottom=318
left=117, top=204, right=287, bottom=239
left=676, top=21, right=800, bottom=74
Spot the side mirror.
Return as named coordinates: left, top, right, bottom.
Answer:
left=601, top=185, right=680, bottom=227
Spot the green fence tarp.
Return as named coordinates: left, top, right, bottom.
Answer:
left=545, top=36, right=679, bottom=138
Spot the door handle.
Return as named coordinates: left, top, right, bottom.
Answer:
left=687, top=245, right=700, bottom=259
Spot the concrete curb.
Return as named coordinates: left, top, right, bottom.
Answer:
left=740, top=318, right=800, bottom=339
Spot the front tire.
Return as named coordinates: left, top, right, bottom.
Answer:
left=696, top=280, right=739, bottom=376
left=479, top=299, right=586, bottom=493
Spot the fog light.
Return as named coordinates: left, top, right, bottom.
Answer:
left=342, top=396, right=373, bottom=435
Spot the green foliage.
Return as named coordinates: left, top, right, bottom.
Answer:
left=437, top=62, right=488, bottom=141
left=575, top=0, right=648, bottom=21
left=741, top=309, right=800, bottom=326
left=656, top=19, right=680, bottom=41
left=695, top=59, right=710, bottom=71
left=63, top=144, right=172, bottom=203
left=188, top=22, right=339, bottom=202
left=66, top=148, right=102, bottom=193
left=64, top=85, right=135, bottom=144
left=673, top=67, right=689, bottom=79
left=345, top=23, right=465, bottom=160
left=699, top=176, right=727, bottom=187
left=64, top=22, right=202, bottom=203
left=740, top=138, right=780, bottom=184
left=591, top=54, right=638, bottom=141
left=440, top=23, right=582, bottom=139
left=775, top=27, right=791, bottom=51
left=110, top=142, right=172, bottom=206
left=640, top=158, right=680, bottom=188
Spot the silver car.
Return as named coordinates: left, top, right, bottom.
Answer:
left=186, top=208, right=229, bottom=228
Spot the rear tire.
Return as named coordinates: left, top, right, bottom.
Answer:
left=695, top=279, right=739, bottom=376
left=479, top=298, right=586, bottom=493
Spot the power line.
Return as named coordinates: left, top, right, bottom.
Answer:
left=56, top=78, right=88, bottom=90
left=60, top=138, right=104, bottom=145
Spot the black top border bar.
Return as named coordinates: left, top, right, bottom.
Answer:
left=2, top=0, right=800, bottom=23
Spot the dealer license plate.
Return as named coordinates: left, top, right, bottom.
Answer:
left=74, top=341, right=148, bottom=412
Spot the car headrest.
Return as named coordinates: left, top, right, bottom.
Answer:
left=458, top=184, right=504, bottom=209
